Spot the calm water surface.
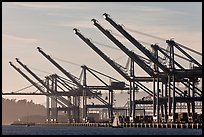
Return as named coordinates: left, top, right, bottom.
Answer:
left=2, top=125, right=202, bottom=135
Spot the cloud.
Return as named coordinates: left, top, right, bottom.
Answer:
left=3, top=34, right=38, bottom=45
left=9, top=2, right=92, bottom=10
left=47, top=13, right=84, bottom=19
left=54, top=20, right=95, bottom=29
left=131, top=5, right=189, bottom=15
left=9, top=2, right=66, bottom=9
left=47, top=13, right=63, bottom=16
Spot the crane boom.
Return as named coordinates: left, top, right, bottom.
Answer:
left=73, top=28, right=184, bottom=96
left=91, top=19, right=155, bottom=76
left=103, top=13, right=201, bottom=96
left=15, top=58, right=73, bottom=107
left=87, top=19, right=187, bottom=97
left=159, top=47, right=191, bottom=62
left=73, top=28, right=154, bottom=96
left=37, top=47, right=81, bottom=87
left=9, top=61, right=48, bottom=95
left=166, top=40, right=202, bottom=67
left=151, top=44, right=201, bottom=96
left=151, top=44, right=184, bottom=69
left=9, top=61, right=67, bottom=107
left=74, top=28, right=131, bottom=81
left=103, top=13, right=170, bottom=74
left=37, top=47, right=109, bottom=105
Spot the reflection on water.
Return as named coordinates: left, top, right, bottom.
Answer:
left=2, top=125, right=202, bottom=135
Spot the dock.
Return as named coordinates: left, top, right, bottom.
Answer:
left=36, top=122, right=202, bottom=129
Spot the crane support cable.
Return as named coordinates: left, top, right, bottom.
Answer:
left=52, top=56, right=81, bottom=66
left=92, top=39, right=151, bottom=63
left=125, top=27, right=202, bottom=56
left=112, top=31, right=153, bottom=46
left=33, top=89, right=40, bottom=93
left=125, top=27, right=165, bottom=41
left=92, top=40, right=128, bottom=62
left=112, top=30, right=190, bottom=61
left=159, top=46, right=191, bottom=62
left=92, top=40, right=120, bottom=50
left=175, top=42, right=202, bottom=56
left=19, top=68, right=46, bottom=78
left=87, top=66, right=129, bottom=85
left=12, top=84, right=35, bottom=93
left=29, top=67, right=51, bottom=74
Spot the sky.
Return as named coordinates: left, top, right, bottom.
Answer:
left=2, top=2, right=202, bottom=107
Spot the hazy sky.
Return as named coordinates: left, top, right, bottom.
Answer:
left=2, top=2, right=202, bottom=106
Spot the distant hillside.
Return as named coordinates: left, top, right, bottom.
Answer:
left=2, top=98, right=46, bottom=125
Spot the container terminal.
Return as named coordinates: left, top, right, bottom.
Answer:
left=3, top=13, right=202, bottom=129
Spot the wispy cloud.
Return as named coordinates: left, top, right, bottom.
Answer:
left=9, top=2, right=66, bottom=9
left=132, top=5, right=189, bottom=15
left=9, top=2, right=91, bottom=10
left=47, top=13, right=83, bottom=19
left=54, top=20, right=95, bottom=29
left=3, top=34, right=38, bottom=44
left=47, top=13, right=63, bottom=16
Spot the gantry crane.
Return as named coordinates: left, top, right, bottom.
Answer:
left=151, top=44, right=202, bottom=121
left=102, top=13, right=176, bottom=122
left=9, top=61, right=49, bottom=96
left=91, top=19, right=190, bottom=95
left=73, top=28, right=154, bottom=95
left=73, top=28, right=161, bottom=121
left=5, top=13, right=201, bottom=124
left=91, top=19, right=155, bottom=77
left=103, top=13, right=170, bottom=74
left=15, top=58, right=74, bottom=106
left=9, top=61, right=72, bottom=122
left=73, top=26, right=196, bottom=123
left=90, top=18, right=160, bottom=120
left=151, top=44, right=202, bottom=96
left=166, top=40, right=202, bottom=67
left=103, top=13, right=202, bottom=123
left=37, top=47, right=111, bottom=121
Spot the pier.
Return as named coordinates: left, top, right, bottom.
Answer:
left=3, top=13, right=202, bottom=125
left=36, top=122, right=202, bottom=129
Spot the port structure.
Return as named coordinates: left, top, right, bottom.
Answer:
left=102, top=13, right=202, bottom=123
left=8, top=59, right=82, bottom=123
left=3, top=13, right=202, bottom=124
left=73, top=13, right=202, bottom=123
left=36, top=47, right=126, bottom=122
left=73, top=28, right=155, bottom=122
left=5, top=49, right=131, bottom=123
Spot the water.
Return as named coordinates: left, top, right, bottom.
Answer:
left=2, top=125, right=202, bottom=135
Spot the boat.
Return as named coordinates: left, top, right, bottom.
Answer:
left=10, top=120, right=35, bottom=126
left=112, top=114, right=123, bottom=128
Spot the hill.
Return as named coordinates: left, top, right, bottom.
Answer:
left=2, top=98, right=46, bottom=125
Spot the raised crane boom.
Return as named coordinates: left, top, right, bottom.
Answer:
left=37, top=47, right=81, bottom=87
left=73, top=28, right=153, bottom=96
left=37, top=47, right=109, bottom=105
left=9, top=61, right=67, bottom=107
left=73, top=28, right=130, bottom=81
left=15, top=58, right=73, bottom=107
left=9, top=61, right=48, bottom=95
left=93, top=19, right=185, bottom=96
left=151, top=44, right=201, bottom=96
left=103, top=13, right=170, bottom=74
left=166, top=40, right=202, bottom=67
left=151, top=44, right=183, bottom=69
left=91, top=19, right=155, bottom=77
left=74, top=28, right=183, bottom=97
